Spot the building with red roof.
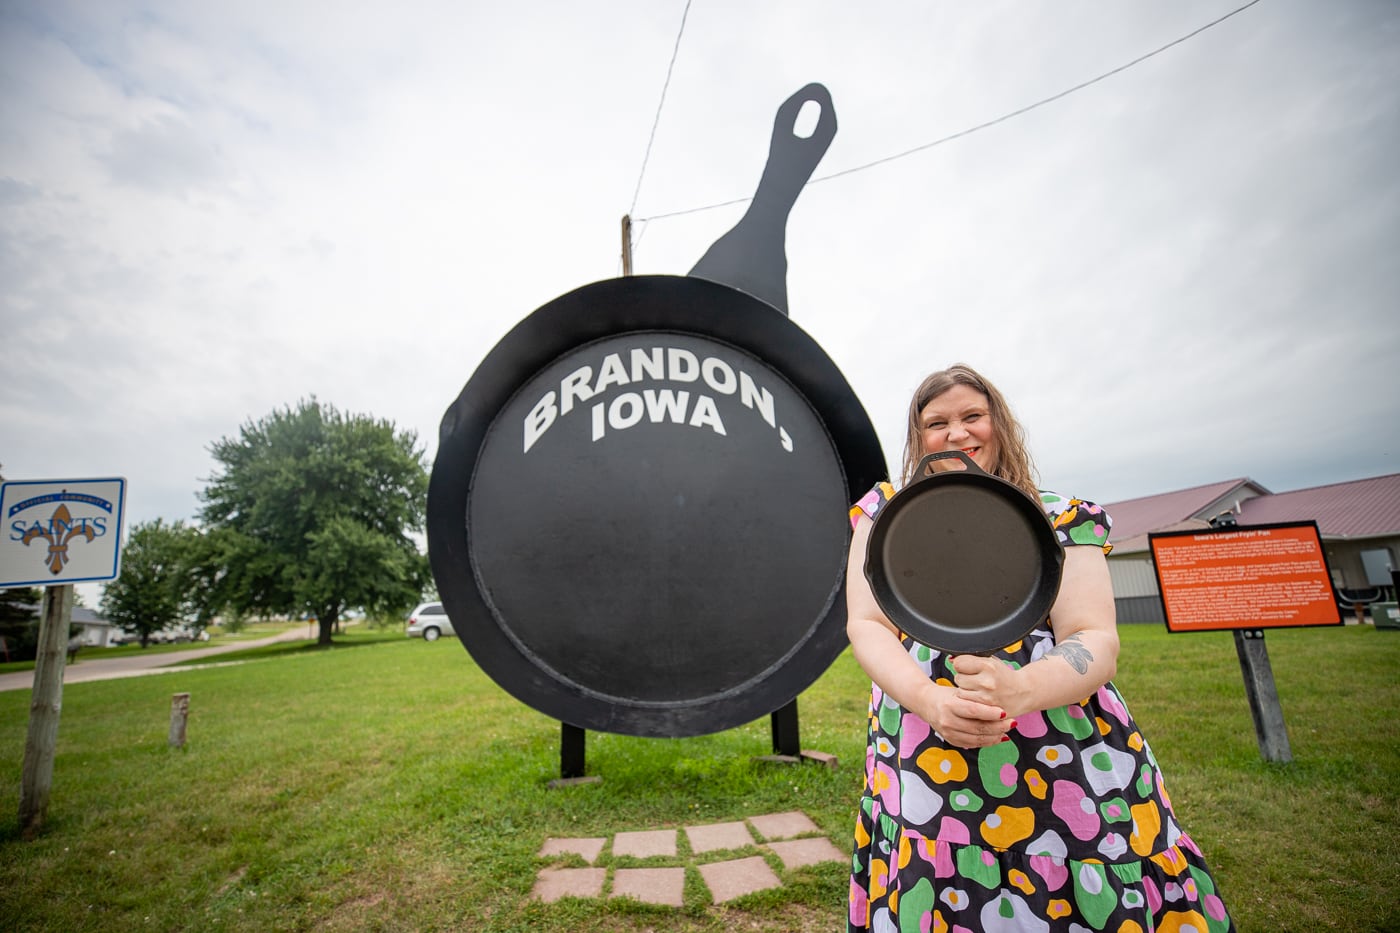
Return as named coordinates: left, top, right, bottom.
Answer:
left=1101, top=473, right=1400, bottom=623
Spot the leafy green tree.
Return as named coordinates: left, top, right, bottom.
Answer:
left=0, top=586, right=42, bottom=662
left=199, top=398, right=429, bottom=646
left=1, top=465, right=44, bottom=660
left=178, top=524, right=233, bottom=630
left=100, top=519, right=196, bottom=647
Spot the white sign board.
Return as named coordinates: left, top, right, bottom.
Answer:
left=1, top=478, right=127, bottom=588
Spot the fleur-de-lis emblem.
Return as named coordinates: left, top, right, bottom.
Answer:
left=21, top=502, right=96, bottom=574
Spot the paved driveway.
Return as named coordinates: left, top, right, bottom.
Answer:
left=0, top=626, right=316, bottom=693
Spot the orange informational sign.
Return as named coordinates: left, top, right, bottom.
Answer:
left=1150, top=522, right=1343, bottom=633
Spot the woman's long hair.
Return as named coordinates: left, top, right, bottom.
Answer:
left=900, top=363, right=1039, bottom=500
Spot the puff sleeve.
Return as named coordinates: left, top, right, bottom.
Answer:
left=1039, top=491, right=1113, bottom=553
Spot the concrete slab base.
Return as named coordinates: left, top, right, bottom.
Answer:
left=611, top=866, right=686, bottom=906
left=546, top=775, right=603, bottom=790
left=749, top=810, right=820, bottom=841
left=697, top=855, right=782, bottom=903
left=685, top=820, right=755, bottom=854
left=538, top=836, right=606, bottom=863
left=611, top=828, right=677, bottom=858
left=531, top=867, right=607, bottom=902
left=766, top=837, right=846, bottom=870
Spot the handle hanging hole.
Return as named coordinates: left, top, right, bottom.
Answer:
left=792, top=100, right=822, bottom=139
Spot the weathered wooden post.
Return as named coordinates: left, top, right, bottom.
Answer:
left=169, top=693, right=191, bottom=748
left=19, top=583, right=74, bottom=838
left=1232, top=629, right=1292, bottom=762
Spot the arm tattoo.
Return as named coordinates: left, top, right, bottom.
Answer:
left=1045, top=634, right=1093, bottom=675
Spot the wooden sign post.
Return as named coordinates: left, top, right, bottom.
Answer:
left=19, top=584, right=75, bottom=837
left=1150, top=522, right=1342, bottom=763
left=1232, top=629, right=1292, bottom=762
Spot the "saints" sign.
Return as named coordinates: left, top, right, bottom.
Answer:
left=1, top=477, right=127, bottom=587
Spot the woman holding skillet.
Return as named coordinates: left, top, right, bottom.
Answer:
left=846, top=364, right=1233, bottom=932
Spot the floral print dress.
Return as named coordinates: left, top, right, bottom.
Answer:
left=848, top=486, right=1234, bottom=933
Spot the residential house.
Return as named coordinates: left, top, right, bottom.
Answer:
left=71, top=605, right=119, bottom=647
left=6, top=603, right=119, bottom=647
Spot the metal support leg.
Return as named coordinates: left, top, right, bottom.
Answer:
left=561, top=722, right=586, bottom=778
left=770, top=699, right=800, bottom=756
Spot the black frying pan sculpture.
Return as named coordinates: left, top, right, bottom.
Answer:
left=427, top=84, right=886, bottom=737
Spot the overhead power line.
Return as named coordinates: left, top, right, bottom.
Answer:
left=628, top=0, right=694, bottom=218
left=636, top=0, right=1264, bottom=223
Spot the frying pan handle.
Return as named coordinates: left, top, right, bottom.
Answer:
left=754, top=83, right=838, bottom=210
left=688, top=83, right=837, bottom=316
left=913, top=451, right=989, bottom=479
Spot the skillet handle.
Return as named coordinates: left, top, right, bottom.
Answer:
left=913, top=451, right=988, bottom=479
left=688, top=83, right=837, bottom=316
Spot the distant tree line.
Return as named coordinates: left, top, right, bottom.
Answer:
left=0, top=463, right=46, bottom=660
left=0, top=586, right=45, bottom=662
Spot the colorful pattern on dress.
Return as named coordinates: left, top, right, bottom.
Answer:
left=848, top=486, right=1233, bottom=932
left=851, top=481, right=898, bottom=530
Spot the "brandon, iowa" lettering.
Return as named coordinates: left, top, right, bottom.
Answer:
left=523, top=347, right=792, bottom=453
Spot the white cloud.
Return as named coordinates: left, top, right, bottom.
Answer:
left=1, top=0, right=1396, bottom=558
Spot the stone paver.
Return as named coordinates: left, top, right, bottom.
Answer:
left=530, top=810, right=844, bottom=908
left=748, top=810, right=820, bottom=841
left=531, top=867, right=606, bottom=902
left=611, top=867, right=686, bottom=907
left=538, top=836, right=606, bottom=863
left=697, top=855, right=782, bottom=903
left=766, top=837, right=846, bottom=870
left=612, top=828, right=677, bottom=858
left=685, top=820, right=755, bottom=854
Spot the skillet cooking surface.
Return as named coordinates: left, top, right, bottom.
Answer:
left=872, top=482, right=1054, bottom=651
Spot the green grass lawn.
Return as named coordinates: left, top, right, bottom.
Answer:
left=1, top=623, right=1397, bottom=931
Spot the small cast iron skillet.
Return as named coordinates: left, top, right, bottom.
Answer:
left=864, top=451, right=1064, bottom=654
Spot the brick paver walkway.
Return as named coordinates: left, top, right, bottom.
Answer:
left=531, top=809, right=845, bottom=907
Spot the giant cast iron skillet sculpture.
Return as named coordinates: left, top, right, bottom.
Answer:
left=427, top=84, right=887, bottom=745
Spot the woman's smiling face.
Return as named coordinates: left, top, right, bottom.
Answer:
left=918, top=383, right=1000, bottom=473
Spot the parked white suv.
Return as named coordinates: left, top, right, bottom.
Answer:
left=406, top=602, right=454, bottom=641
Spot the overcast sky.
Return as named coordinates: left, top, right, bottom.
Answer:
left=3, top=0, right=1398, bottom=584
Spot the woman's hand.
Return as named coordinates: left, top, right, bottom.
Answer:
left=949, top=655, right=1032, bottom=720
left=914, top=681, right=1016, bottom=749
